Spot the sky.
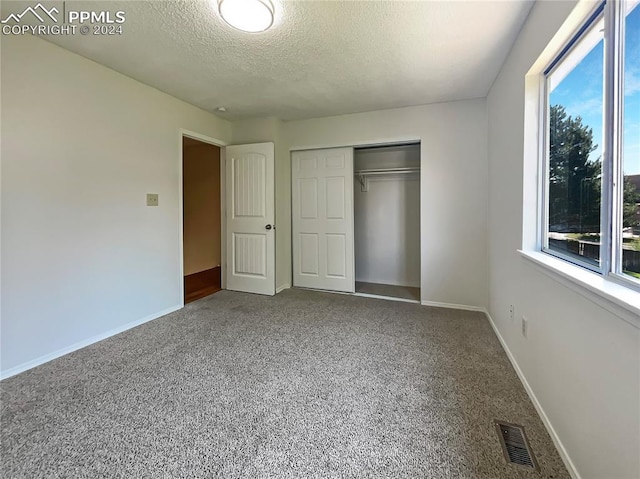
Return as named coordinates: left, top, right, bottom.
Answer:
left=550, top=3, right=640, bottom=175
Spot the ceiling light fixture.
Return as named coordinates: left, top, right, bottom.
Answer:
left=218, top=0, right=274, bottom=33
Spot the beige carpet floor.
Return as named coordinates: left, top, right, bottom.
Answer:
left=1, top=289, right=569, bottom=478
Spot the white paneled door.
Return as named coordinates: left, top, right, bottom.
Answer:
left=225, top=142, right=275, bottom=295
left=292, top=148, right=354, bottom=292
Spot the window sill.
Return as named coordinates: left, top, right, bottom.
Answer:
left=518, top=250, right=640, bottom=329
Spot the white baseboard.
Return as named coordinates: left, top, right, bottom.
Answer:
left=354, top=292, right=419, bottom=304
left=483, top=309, right=581, bottom=479
left=0, top=305, right=182, bottom=381
left=276, top=283, right=291, bottom=294
left=421, top=299, right=486, bottom=312
left=299, top=288, right=482, bottom=309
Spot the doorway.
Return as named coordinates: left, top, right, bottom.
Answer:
left=182, top=136, right=222, bottom=303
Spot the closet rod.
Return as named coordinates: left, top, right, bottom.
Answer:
left=354, top=167, right=420, bottom=175
left=355, top=167, right=420, bottom=192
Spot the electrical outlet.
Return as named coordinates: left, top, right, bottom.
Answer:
left=521, top=316, right=529, bottom=337
left=146, top=193, right=159, bottom=206
left=509, top=305, right=514, bottom=319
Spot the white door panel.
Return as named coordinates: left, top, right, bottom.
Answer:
left=226, top=142, right=275, bottom=295
left=292, top=148, right=354, bottom=292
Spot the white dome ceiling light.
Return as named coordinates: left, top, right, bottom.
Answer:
left=218, top=0, right=275, bottom=33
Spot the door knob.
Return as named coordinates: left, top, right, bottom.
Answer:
left=265, top=224, right=272, bottom=230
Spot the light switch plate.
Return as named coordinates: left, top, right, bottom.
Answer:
left=146, top=193, right=159, bottom=206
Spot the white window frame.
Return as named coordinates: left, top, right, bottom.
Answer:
left=540, top=0, right=640, bottom=293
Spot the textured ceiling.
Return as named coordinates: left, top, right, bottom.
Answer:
left=3, top=0, right=534, bottom=120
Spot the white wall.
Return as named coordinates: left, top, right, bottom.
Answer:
left=487, top=1, right=640, bottom=478
left=284, top=99, right=489, bottom=308
left=1, top=35, right=232, bottom=376
left=354, top=146, right=420, bottom=287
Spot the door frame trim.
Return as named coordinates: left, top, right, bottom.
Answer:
left=178, top=129, right=228, bottom=307
left=288, top=137, right=421, bottom=152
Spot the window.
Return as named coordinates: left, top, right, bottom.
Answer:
left=542, top=0, right=640, bottom=289
left=620, top=1, right=640, bottom=280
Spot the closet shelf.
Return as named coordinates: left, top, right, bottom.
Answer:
left=355, top=167, right=420, bottom=192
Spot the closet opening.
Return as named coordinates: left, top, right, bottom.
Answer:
left=354, top=143, right=420, bottom=302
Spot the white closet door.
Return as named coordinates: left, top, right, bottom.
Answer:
left=225, top=142, right=275, bottom=296
left=292, top=148, right=354, bottom=292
